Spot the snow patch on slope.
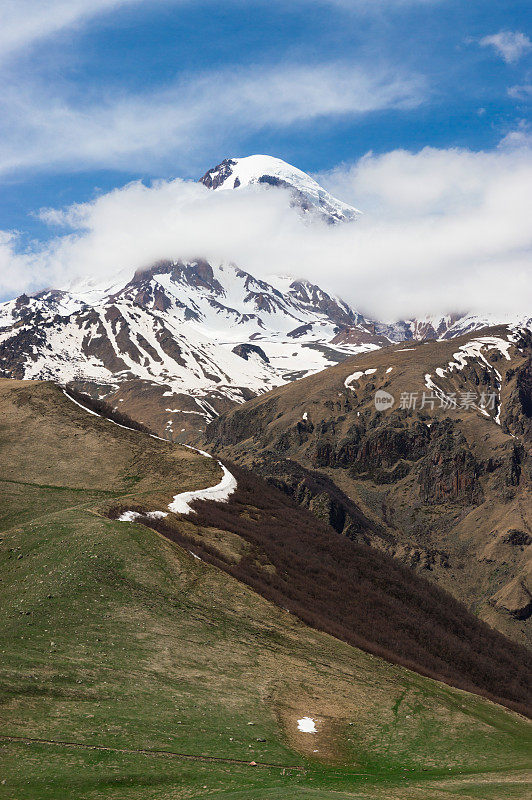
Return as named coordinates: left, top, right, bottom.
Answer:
left=297, top=717, right=317, bottom=733
left=344, top=367, right=377, bottom=389
left=424, top=335, right=514, bottom=425
left=168, top=461, right=237, bottom=515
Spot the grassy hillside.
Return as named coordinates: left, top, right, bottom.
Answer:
left=0, top=378, right=531, bottom=799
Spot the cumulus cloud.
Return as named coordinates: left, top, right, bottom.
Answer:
left=0, top=62, right=424, bottom=176
left=314, top=136, right=532, bottom=317
left=2, top=132, right=531, bottom=321
left=479, top=31, right=532, bottom=64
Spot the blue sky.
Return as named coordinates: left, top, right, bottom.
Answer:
left=1, top=0, right=530, bottom=232
left=0, top=0, right=531, bottom=314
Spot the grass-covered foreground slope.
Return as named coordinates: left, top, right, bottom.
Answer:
left=0, top=378, right=531, bottom=799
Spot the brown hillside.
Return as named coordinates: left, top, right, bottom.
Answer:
left=201, top=326, right=532, bottom=648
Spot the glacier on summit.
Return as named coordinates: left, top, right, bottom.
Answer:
left=200, top=154, right=361, bottom=223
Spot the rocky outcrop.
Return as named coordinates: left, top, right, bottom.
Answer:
left=0, top=325, right=47, bottom=378
left=502, top=332, right=532, bottom=440
left=351, top=419, right=430, bottom=481
left=491, top=576, right=532, bottom=620
left=418, top=420, right=483, bottom=505
left=199, top=158, right=237, bottom=189
left=231, top=343, right=270, bottom=364
left=250, top=455, right=451, bottom=573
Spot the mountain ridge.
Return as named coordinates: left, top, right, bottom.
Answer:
left=2, top=377, right=531, bottom=797
left=1, top=155, right=530, bottom=439
left=200, top=324, right=532, bottom=647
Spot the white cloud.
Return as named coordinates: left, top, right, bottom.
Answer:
left=2, top=132, right=531, bottom=321
left=0, top=232, right=38, bottom=296
left=508, top=83, right=532, bottom=101
left=498, top=120, right=532, bottom=150
left=479, top=31, right=532, bottom=64
left=0, top=62, right=424, bottom=177
left=0, top=0, right=445, bottom=62
left=0, top=0, right=152, bottom=60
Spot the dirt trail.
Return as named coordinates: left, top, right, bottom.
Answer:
left=0, top=735, right=304, bottom=771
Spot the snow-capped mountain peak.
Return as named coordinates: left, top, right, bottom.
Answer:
left=0, top=257, right=383, bottom=440
left=200, top=155, right=361, bottom=223
left=1, top=152, right=529, bottom=443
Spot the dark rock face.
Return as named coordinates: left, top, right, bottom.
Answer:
left=14, top=294, right=30, bottom=309
left=331, top=326, right=389, bottom=348
left=352, top=421, right=430, bottom=479
left=287, top=323, right=313, bottom=338
left=129, top=259, right=225, bottom=297
left=243, top=292, right=284, bottom=314
left=231, top=343, right=270, bottom=364
left=258, top=174, right=288, bottom=189
left=288, top=280, right=358, bottom=328
left=497, top=330, right=532, bottom=441
left=418, top=420, right=483, bottom=505
left=306, top=415, right=431, bottom=479
left=517, top=366, right=532, bottom=418
left=505, top=444, right=523, bottom=487
left=0, top=325, right=46, bottom=377
left=199, top=158, right=237, bottom=190
left=80, top=311, right=129, bottom=373
left=131, top=285, right=172, bottom=313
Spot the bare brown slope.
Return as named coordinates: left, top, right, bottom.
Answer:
left=201, top=326, right=532, bottom=647
left=0, top=378, right=219, bottom=507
